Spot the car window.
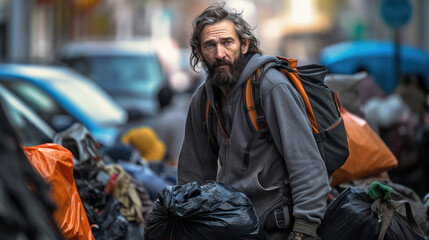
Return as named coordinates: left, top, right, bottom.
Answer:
left=9, top=108, right=53, bottom=146
left=0, top=86, right=55, bottom=146
left=47, top=78, right=126, bottom=126
left=1, top=80, right=73, bottom=126
left=65, top=55, right=165, bottom=97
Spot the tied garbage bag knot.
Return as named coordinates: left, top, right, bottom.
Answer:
left=368, top=182, right=393, bottom=200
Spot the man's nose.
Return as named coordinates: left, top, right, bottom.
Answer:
left=215, top=44, right=225, bottom=59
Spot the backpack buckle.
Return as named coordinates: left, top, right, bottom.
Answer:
left=256, top=116, right=272, bottom=142
left=256, top=115, right=265, bottom=128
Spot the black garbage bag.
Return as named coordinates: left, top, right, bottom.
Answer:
left=318, top=186, right=424, bottom=240
left=90, top=197, right=129, bottom=240
left=144, top=180, right=267, bottom=240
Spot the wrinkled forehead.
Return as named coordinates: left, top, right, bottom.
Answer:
left=200, top=20, right=239, bottom=43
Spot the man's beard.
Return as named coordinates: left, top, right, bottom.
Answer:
left=205, top=53, right=246, bottom=88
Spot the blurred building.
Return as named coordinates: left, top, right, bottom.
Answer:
left=0, top=0, right=428, bottom=63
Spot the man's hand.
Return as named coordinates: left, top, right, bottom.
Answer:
left=286, top=231, right=320, bottom=240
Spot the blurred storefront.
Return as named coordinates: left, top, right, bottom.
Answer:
left=0, top=0, right=428, bottom=62
left=0, top=0, right=109, bottom=60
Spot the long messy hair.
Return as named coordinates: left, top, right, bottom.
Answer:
left=189, top=2, right=262, bottom=72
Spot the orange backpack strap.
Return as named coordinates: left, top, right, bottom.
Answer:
left=245, top=68, right=263, bottom=131
left=276, top=56, right=319, bottom=134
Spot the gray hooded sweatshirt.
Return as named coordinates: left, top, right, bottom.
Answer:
left=178, top=53, right=329, bottom=235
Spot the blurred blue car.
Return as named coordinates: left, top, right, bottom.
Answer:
left=319, top=41, right=429, bottom=93
left=59, top=40, right=167, bottom=120
left=0, top=63, right=128, bottom=146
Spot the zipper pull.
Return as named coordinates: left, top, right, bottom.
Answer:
left=224, top=138, right=229, bottom=145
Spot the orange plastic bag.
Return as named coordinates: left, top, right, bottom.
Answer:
left=331, top=108, right=398, bottom=187
left=24, top=143, right=94, bottom=240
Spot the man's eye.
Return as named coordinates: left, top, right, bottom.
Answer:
left=205, top=44, right=214, bottom=49
left=225, top=41, right=232, bottom=45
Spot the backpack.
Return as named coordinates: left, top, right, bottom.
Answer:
left=205, top=56, right=349, bottom=176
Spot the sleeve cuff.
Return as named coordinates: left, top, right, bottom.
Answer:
left=292, top=218, right=319, bottom=237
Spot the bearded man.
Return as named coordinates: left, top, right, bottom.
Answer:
left=177, top=3, right=329, bottom=240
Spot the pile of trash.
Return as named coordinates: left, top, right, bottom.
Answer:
left=17, top=122, right=268, bottom=239
left=21, top=123, right=159, bottom=239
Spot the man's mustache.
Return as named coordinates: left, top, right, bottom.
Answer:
left=211, top=59, right=232, bottom=68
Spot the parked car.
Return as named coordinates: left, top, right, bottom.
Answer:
left=319, top=41, right=429, bottom=93
left=59, top=39, right=168, bottom=120
left=0, top=84, right=55, bottom=146
left=0, top=63, right=128, bottom=146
